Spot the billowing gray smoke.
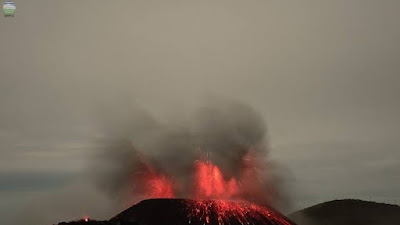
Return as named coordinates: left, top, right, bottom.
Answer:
left=91, top=99, right=290, bottom=210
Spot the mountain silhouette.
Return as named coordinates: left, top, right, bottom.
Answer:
left=56, top=199, right=296, bottom=225
left=288, top=199, right=400, bottom=225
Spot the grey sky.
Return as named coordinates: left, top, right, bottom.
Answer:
left=1, top=1, right=400, bottom=225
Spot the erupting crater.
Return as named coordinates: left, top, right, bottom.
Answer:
left=111, top=199, right=296, bottom=225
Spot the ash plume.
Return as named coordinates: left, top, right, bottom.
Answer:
left=91, top=99, right=291, bottom=210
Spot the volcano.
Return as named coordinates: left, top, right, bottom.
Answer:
left=110, top=199, right=296, bottom=225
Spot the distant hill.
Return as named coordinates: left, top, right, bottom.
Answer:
left=288, top=199, right=400, bottom=225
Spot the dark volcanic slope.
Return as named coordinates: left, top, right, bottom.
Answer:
left=58, top=220, right=111, bottom=225
left=289, top=199, right=400, bottom=225
left=111, top=199, right=296, bottom=225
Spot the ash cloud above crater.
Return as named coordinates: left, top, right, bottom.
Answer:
left=91, top=99, right=291, bottom=209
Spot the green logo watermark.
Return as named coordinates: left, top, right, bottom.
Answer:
left=3, top=1, right=16, bottom=17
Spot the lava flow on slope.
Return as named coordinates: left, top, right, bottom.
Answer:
left=111, top=199, right=296, bottom=225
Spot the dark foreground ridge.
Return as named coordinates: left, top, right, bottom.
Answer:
left=288, top=199, right=400, bottom=225
left=57, top=199, right=296, bottom=225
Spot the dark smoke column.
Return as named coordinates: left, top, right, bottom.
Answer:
left=91, top=99, right=291, bottom=210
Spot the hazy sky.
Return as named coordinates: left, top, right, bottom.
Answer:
left=1, top=1, right=400, bottom=225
